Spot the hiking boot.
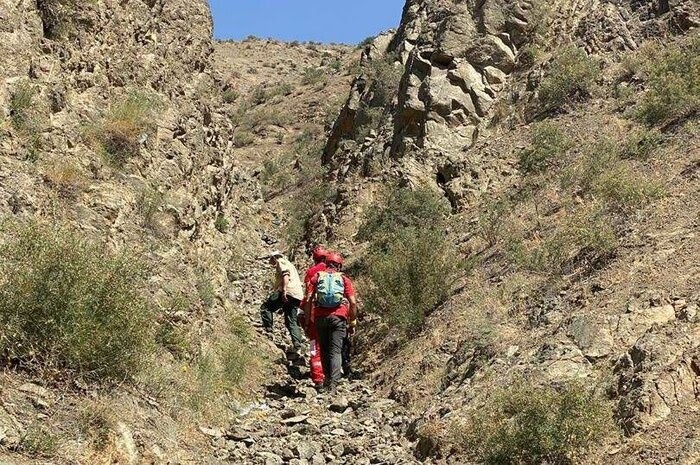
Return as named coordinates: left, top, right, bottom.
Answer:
left=326, top=381, right=338, bottom=395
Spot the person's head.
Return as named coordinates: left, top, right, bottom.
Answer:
left=325, top=252, right=344, bottom=271
left=267, top=251, right=284, bottom=266
left=311, top=245, right=328, bottom=264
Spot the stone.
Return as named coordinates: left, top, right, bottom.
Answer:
left=281, top=415, right=309, bottom=425
left=329, top=396, right=350, bottom=413
left=199, top=426, right=223, bottom=438
left=567, top=316, right=614, bottom=359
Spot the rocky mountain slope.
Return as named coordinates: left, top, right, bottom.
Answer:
left=0, top=1, right=359, bottom=463
left=307, top=0, right=699, bottom=463
left=0, top=0, right=698, bottom=463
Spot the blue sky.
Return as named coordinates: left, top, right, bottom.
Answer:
left=209, top=0, right=406, bottom=44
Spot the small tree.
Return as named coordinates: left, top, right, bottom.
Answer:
left=538, top=46, right=599, bottom=112
left=360, top=187, right=456, bottom=335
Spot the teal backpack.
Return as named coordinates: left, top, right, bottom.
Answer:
left=316, top=271, right=345, bottom=308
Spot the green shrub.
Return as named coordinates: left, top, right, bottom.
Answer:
left=260, top=157, right=295, bottom=197
left=620, top=129, right=663, bottom=161
left=222, top=89, right=238, bottom=104
left=18, top=424, right=57, bottom=458
left=510, top=207, right=618, bottom=273
left=634, top=39, right=700, bottom=125
left=620, top=127, right=662, bottom=160
left=77, top=401, right=114, bottom=450
left=357, top=35, right=376, bottom=48
left=234, top=131, right=255, bottom=147
left=538, top=46, right=599, bottom=112
left=359, top=186, right=449, bottom=241
left=250, top=82, right=294, bottom=105
left=188, top=316, right=259, bottom=413
left=0, top=221, right=154, bottom=382
left=560, top=138, right=619, bottom=196
left=595, top=166, right=664, bottom=211
left=283, top=181, right=333, bottom=247
left=215, top=214, right=229, bottom=233
left=155, top=321, right=192, bottom=360
left=454, top=380, right=614, bottom=465
left=301, top=67, right=327, bottom=86
left=519, top=121, right=573, bottom=174
left=135, top=185, right=164, bottom=231
left=360, top=187, right=455, bottom=334
left=36, top=0, right=90, bottom=39
left=561, top=137, right=663, bottom=211
left=365, top=227, right=456, bottom=334
left=90, top=92, right=161, bottom=167
left=366, top=53, right=403, bottom=107
left=10, top=83, right=37, bottom=132
left=195, top=270, right=216, bottom=310
left=478, top=198, right=512, bottom=246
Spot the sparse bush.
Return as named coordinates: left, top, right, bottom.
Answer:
left=156, top=321, right=192, bottom=360
left=195, top=269, right=216, bottom=310
left=10, top=83, right=37, bottom=132
left=359, top=186, right=450, bottom=241
left=260, top=157, right=295, bottom=197
left=215, top=214, right=229, bottom=233
left=234, top=131, right=255, bottom=147
left=595, top=165, right=664, bottom=211
left=36, top=0, right=92, bottom=39
left=560, top=138, right=618, bottom=196
left=561, top=137, right=663, bottom=211
left=301, top=67, right=327, bottom=86
left=0, top=221, right=154, bottom=382
left=187, top=316, right=259, bottom=414
left=634, top=39, right=700, bottom=125
left=222, top=88, right=238, bottom=104
left=90, top=92, right=161, bottom=167
left=538, top=46, right=599, bottom=112
left=10, top=83, right=44, bottom=160
left=454, top=380, right=614, bottom=465
left=360, top=187, right=456, bottom=334
left=283, top=181, right=333, bottom=247
left=135, top=185, right=164, bottom=231
left=357, top=35, right=376, bottom=49
left=519, top=121, right=573, bottom=174
left=365, top=227, right=456, bottom=334
left=478, top=198, right=512, bottom=246
left=77, top=401, right=114, bottom=450
left=18, top=424, right=57, bottom=458
left=366, top=53, right=403, bottom=107
left=510, top=207, right=618, bottom=273
left=42, top=161, right=86, bottom=199
left=620, top=127, right=662, bottom=160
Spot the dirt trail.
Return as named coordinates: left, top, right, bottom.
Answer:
left=203, top=293, right=422, bottom=465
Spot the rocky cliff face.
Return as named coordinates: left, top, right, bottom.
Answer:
left=312, top=0, right=699, bottom=463
left=0, top=0, right=274, bottom=461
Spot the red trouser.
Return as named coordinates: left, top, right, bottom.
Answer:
left=307, top=324, right=325, bottom=385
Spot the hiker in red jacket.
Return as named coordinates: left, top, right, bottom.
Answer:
left=304, top=252, right=357, bottom=393
left=301, top=246, right=328, bottom=387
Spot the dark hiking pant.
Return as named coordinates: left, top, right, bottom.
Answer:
left=260, top=293, right=304, bottom=350
left=316, top=315, right=347, bottom=384
left=342, top=335, right=352, bottom=376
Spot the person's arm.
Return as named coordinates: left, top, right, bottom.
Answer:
left=347, top=295, right=357, bottom=322
left=303, top=280, right=315, bottom=331
left=281, top=274, right=290, bottom=301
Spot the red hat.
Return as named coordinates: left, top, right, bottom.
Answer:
left=312, top=246, right=328, bottom=261
left=326, top=252, right=344, bottom=266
